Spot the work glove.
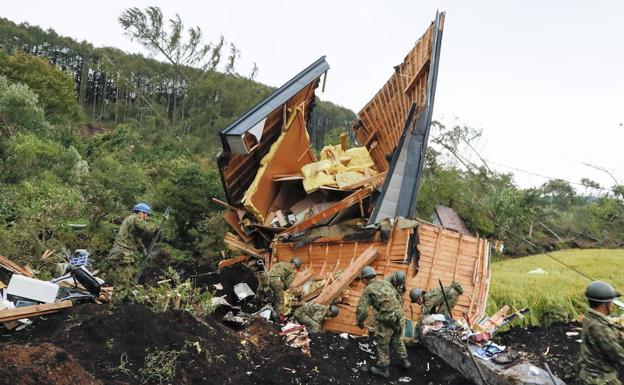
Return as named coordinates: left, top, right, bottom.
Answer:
left=357, top=319, right=365, bottom=329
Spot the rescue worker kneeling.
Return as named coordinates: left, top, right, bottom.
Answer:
left=356, top=266, right=410, bottom=378
left=257, top=257, right=301, bottom=318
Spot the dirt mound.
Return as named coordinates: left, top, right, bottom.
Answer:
left=1, top=302, right=470, bottom=385
left=0, top=343, right=102, bottom=385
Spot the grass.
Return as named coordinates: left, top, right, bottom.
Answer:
left=487, top=249, right=624, bottom=326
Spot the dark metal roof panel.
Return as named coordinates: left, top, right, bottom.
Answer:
left=220, top=56, right=329, bottom=138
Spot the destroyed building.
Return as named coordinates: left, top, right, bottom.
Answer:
left=216, top=11, right=490, bottom=335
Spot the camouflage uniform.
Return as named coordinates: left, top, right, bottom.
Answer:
left=579, top=308, right=624, bottom=384
left=356, top=278, right=408, bottom=368
left=258, top=261, right=295, bottom=314
left=293, top=303, right=329, bottom=333
left=107, top=214, right=156, bottom=303
left=384, top=273, right=406, bottom=302
left=420, top=281, right=463, bottom=317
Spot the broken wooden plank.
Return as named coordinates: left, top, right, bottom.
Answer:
left=314, top=245, right=379, bottom=306
left=0, top=280, right=5, bottom=289
left=291, top=268, right=313, bottom=288
left=0, top=300, right=73, bottom=322
left=339, top=171, right=387, bottom=191
left=223, top=210, right=252, bottom=242
left=218, top=255, right=251, bottom=269
left=223, top=234, right=267, bottom=259
left=279, top=186, right=373, bottom=238
left=211, top=197, right=241, bottom=212
left=0, top=255, right=34, bottom=277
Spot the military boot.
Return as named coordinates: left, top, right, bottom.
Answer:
left=399, top=358, right=411, bottom=370
left=370, top=365, right=389, bottom=378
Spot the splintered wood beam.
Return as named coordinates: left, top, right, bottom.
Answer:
left=0, top=300, right=73, bottom=322
left=217, top=255, right=250, bottom=269
left=279, top=186, right=373, bottom=238
left=223, top=234, right=266, bottom=260
left=223, top=210, right=252, bottom=242
left=211, top=197, right=241, bottom=212
left=314, top=245, right=379, bottom=306
left=0, top=255, right=34, bottom=277
left=291, top=268, right=313, bottom=288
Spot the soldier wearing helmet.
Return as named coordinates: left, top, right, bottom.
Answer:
left=293, top=303, right=339, bottom=333
left=356, top=266, right=410, bottom=378
left=385, top=271, right=406, bottom=301
left=257, top=257, right=301, bottom=318
left=580, top=280, right=624, bottom=385
left=107, top=202, right=157, bottom=304
left=409, top=281, right=464, bottom=317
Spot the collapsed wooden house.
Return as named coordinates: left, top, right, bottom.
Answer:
left=216, top=11, right=491, bottom=335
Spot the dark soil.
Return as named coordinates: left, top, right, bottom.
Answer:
left=494, top=322, right=624, bottom=385
left=2, top=263, right=596, bottom=385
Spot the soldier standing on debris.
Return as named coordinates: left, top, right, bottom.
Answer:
left=356, top=266, right=410, bottom=378
left=258, top=257, right=301, bottom=318
left=409, top=281, right=464, bottom=317
left=385, top=271, right=406, bottom=302
left=107, top=203, right=157, bottom=304
left=580, top=281, right=624, bottom=385
left=293, top=303, right=339, bottom=333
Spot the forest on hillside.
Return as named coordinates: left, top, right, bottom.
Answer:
left=0, top=7, right=623, bottom=282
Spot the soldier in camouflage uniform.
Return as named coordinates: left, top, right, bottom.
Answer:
left=293, top=303, right=339, bottom=333
left=257, top=257, right=301, bottom=316
left=409, top=281, right=464, bottom=317
left=580, top=281, right=624, bottom=385
left=385, top=271, right=406, bottom=302
left=107, top=203, right=156, bottom=304
left=356, top=266, right=410, bottom=378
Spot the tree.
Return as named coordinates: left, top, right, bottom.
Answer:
left=0, top=51, right=83, bottom=124
left=118, top=6, right=228, bottom=76
left=0, top=75, right=47, bottom=136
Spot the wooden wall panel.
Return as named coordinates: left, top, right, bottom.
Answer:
left=355, top=15, right=444, bottom=172
left=273, top=221, right=489, bottom=335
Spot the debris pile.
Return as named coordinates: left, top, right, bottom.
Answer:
left=214, top=11, right=491, bottom=337
left=0, top=252, right=109, bottom=332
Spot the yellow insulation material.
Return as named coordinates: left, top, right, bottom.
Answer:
left=301, top=145, right=376, bottom=193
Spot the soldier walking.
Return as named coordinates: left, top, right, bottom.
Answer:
left=356, top=266, right=410, bottom=378
left=107, top=202, right=157, bottom=304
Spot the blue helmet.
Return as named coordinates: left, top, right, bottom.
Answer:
left=133, top=202, right=151, bottom=215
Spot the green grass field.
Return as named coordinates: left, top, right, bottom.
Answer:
left=487, top=249, right=624, bottom=326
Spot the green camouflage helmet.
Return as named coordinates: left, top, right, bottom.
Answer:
left=361, top=266, right=376, bottom=279
left=585, top=281, right=621, bottom=302
left=390, top=271, right=406, bottom=287
left=327, top=304, right=340, bottom=318
left=291, top=257, right=302, bottom=268
left=409, top=288, right=423, bottom=303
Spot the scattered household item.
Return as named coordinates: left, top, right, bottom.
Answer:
left=7, top=275, right=59, bottom=303
left=234, top=282, right=255, bottom=301
left=528, top=268, right=548, bottom=275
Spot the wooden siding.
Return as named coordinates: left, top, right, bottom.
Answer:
left=272, top=221, right=489, bottom=335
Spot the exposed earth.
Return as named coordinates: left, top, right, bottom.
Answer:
left=0, top=264, right=599, bottom=385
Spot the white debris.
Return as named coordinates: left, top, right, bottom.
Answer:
left=398, top=377, right=412, bottom=383
left=233, top=283, right=255, bottom=300
left=566, top=331, right=579, bottom=337
left=212, top=283, right=224, bottom=290
left=339, top=333, right=349, bottom=339
left=528, top=268, right=548, bottom=275
left=7, top=275, right=59, bottom=303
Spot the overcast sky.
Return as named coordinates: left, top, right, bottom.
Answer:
left=3, top=0, right=623, bottom=191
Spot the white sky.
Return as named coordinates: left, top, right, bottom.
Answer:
left=2, top=0, right=623, bottom=191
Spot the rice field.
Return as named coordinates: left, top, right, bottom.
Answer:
left=487, top=249, right=624, bottom=326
